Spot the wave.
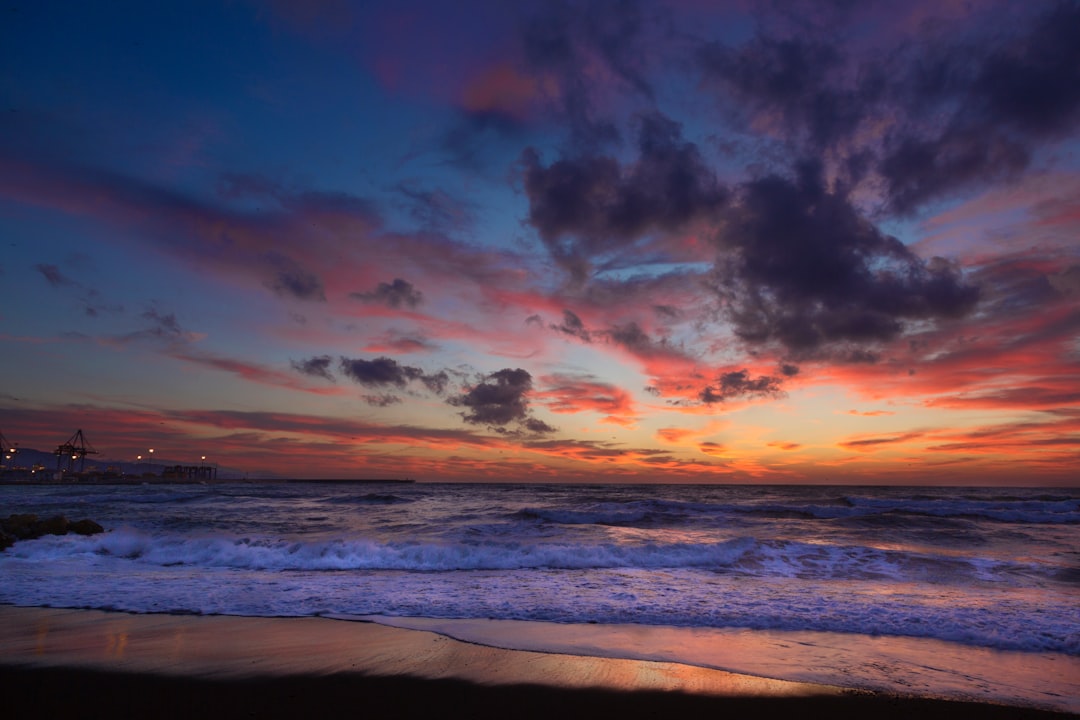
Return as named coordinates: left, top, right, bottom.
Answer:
left=516, top=495, right=1080, bottom=528
left=327, top=493, right=414, bottom=505
left=515, top=506, right=653, bottom=526
left=3, top=529, right=1063, bottom=587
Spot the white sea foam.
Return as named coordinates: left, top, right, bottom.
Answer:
left=2, top=527, right=1060, bottom=590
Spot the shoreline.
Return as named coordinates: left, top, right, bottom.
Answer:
left=1, top=606, right=1074, bottom=718
left=358, top=614, right=1080, bottom=713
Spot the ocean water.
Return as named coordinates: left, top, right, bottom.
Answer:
left=2, top=482, right=1078, bottom=706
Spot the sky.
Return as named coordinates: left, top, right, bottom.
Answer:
left=1, top=0, right=1078, bottom=484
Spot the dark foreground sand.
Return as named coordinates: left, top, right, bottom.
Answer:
left=0, top=606, right=1071, bottom=719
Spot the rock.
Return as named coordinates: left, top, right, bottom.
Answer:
left=2, top=514, right=39, bottom=539
left=0, top=514, right=105, bottom=550
left=34, top=515, right=70, bottom=536
left=68, top=519, right=105, bottom=536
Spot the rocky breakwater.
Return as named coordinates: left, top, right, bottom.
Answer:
left=1, top=514, right=104, bottom=551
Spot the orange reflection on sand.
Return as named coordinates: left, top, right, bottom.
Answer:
left=104, top=631, right=128, bottom=658
left=35, top=617, right=50, bottom=656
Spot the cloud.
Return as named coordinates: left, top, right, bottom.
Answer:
left=695, top=3, right=1080, bottom=215
left=698, top=441, right=727, bottom=457
left=521, top=111, right=727, bottom=282
left=33, top=261, right=123, bottom=317
left=362, top=330, right=438, bottom=354
left=699, top=370, right=785, bottom=404
left=522, top=437, right=671, bottom=462
left=361, top=394, right=403, bottom=407
left=339, top=356, right=449, bottom=395
left=539, top=373, right=636, bottom=425
left=543, top=309, right=693, bottom=369
left=291, top=355, right=335, bottom=381
left=606, top=321, right=651, bottom=351
left=968, top=3, right=1080, bottom=138
left=713, top=161, right=979, bottom=356
left=395, top=183, right=476, bottom=234
left=122, top=308, right=193, bottom=345
left=655, top=427, right=694, bottom=444
left=1, top=156, right=387, bottom=308
left=449, top=367, right=554, bottom=433
left=697, top=35, right=878, bottom=151
left=35, top=263, right=75, bottom=287
left=264, top=254, right=326, bottom=302
left=350, top=278, right=424, bottom=309
left=839, top=430, right=927, bottom=451
left=551, top=309, right=593, bottom=342
left=523, top=417, right=558, bottom=434
left=926, top=386, right=1080, bottom=411
left=172, top=350, right=341, bottom=396
left=878, top=128, right=1029, bottom=217
left=459, top=61, right=539, bottom=122
left=520, top=0, right=659, bottom=149
left=438, top=109, right=530, bottom=170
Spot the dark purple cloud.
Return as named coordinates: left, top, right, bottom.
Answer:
left=696, top=2, right=1080, bottom=216
left=264, top=254, right=326, bottom=302
left=522, top=111, right=727, bottom=282
left=33, top=261, right=122, bottom=317
left=361, top=394, right=403, bottom=408
left=136, top=309, right=187, bottom=342
left=339, top=356, right=449, bottom=395
left=958, top=2, right=1080, bottom=137
left=551, top=309, right=593, bottom=342
left=520, top=0, right=660, bottom=149
left=699, top=370, right=784, bottom=405
left=878, top=129, right=1029, bottom=217
left=449, top=367, right=554, bottom=433
left=606, top=321, right=676, bottom=358
left=697, top=35, right=881, bottom=152
left=395, top=182, right=476, bottom=234
left=291, top=355, right=335, bottom=382
left=713, top=161, right=979, bottom=356
left=35, top=263, right=74, bottom=287
left=350, top=278, right=424, bottom=309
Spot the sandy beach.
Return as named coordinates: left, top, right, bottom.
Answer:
left=1, top=606, right=1072, bottom=719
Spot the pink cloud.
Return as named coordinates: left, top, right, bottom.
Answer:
left=537, top=374, right=637, bottom=426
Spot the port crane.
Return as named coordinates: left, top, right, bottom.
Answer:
left=0, top=430, right=15, bottom=467
left=55, top=429, right=98, bottom=472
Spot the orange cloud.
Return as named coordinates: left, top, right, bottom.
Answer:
left=698, top=441, right=727, bottom=457
left=656, top=427, right=695, bottom=444
left=537, top=374, right=637, bottom=426
left=838, top=431, right=927, bottom=451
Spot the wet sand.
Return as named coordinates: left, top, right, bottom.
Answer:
left=0, top=606, right=1072, bottom=719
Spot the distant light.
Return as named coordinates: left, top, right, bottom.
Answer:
left=201, top=456, right=206, bottom=461
left=137, top=455, right=142, bottom=460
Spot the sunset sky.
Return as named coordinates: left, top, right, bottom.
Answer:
left=1, top=0, right=1078, bottom=483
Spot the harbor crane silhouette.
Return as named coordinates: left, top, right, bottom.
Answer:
left=55, top=429, right=98, bottom=472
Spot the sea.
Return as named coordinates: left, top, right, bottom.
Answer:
left=2, top=482, right=1078, bottom=711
